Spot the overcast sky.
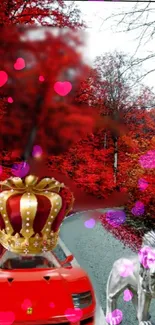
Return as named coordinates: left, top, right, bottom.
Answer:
left=72, top=1, right=155, bottom=91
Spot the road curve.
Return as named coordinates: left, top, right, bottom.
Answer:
left=60, top=210, right=155, bottom=325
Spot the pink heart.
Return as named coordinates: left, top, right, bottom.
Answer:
left=0, top=312, right=15, bottom=325
left=65, top=308, right=83, bottom=322
left=84, top=218, right=96, bottom=228
left=0, top=71, right=8, bottom=87
left=8, top=97, right=13, bottom=104
left=123, top=289, right=133, bottom=302
left=21, top=299, right=32, bottom=310
left=54, top=81, right=72, bottom=96
left=14, top=58, right=25, bottom=70
left=119, top=260, right=134, bottom=277
left=39, top=75, right=45, bottom=82
left=106, top=309, right=123, bottom=325
left=49, top=302, right=55, bottom=308
left=11, top=161, right=30, bottom=178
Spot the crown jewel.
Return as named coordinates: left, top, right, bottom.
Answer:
left=0, top=175, right=73, bottom=255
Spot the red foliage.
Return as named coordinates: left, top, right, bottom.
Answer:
left=0, top=1, right=87, bottom=168
left=0, top=26, right=102, bottom=163
left=117, top=109, right=155, bottom=220
left=1, top=0, right=155, bottom=247
left=62, top=136, right=115, bottom=199
left=0, top=1, right=84, bottom=28
left=98, top=213, right=142, bottom=252
left=0, top=27, right=125, bottom=168
left=28, top=152, right=129, bottom=213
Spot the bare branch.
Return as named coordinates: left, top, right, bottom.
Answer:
left=99, top=2, right=155, bottom=81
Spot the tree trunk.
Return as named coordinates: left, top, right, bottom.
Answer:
left=22, top=126, right=37, bottom=161
left=22, top=92, right=46, bottom=161
left=104, top=133, right=107, bottom=149
left=113, top=135, right=118, bottom=185
left=112, top=109, right=119, bottom=185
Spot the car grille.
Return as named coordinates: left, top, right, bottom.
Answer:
left=41, top=316, right=94, bottom=325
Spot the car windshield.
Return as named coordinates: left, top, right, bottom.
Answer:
left=0, top=251, right=59, bottom=270
left=1, top=256, right=53, bottom=269
left=0, top=243, right=70, bottom=270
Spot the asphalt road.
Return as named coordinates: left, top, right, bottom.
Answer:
left=60, top=210, right=155, bottom=325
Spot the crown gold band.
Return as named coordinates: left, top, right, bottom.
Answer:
left=0, top=229, right=60, bottom=255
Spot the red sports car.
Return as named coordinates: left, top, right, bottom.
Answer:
left=0, top=241, right=96, bottom=325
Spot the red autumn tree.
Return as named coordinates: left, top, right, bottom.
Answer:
left=0, top=0, right=86, bottom=177
left=56, top=132, right=115, bottom=198
left=57, top=52, right=155, bottom=212
left=0, top=14, right=124, bottom=211
left=1, top=26, right=107, bottom=161
left=0, top=25, right=110, bottom=216
left=0, top=0, right=86, bottom=166
left=0, top=1, right=84, bottom=28
left=1, top=4, right=155, bottom=217
left=117, top=108, right=155, bottom=225
left=75, top=52, right=155, bottom=186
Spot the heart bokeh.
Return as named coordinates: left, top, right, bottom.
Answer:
left=123, top=289, right=133, bottom=302
left=11, top=162, right=30, bottom=178
left=0, top=312, right=15, bottom=325
left=21, top=299, right=32, bottom=310
left=49, top=302, right=55, bottom=308
left=14, top=58, right=25, bottom=70
left=0, top=70, right=8, bottom=87
left=64, top=308, right=83, bottom=322
left=54, top=81, right=72, bottom=96
left=8, top=97, right=13, bottom=103
left=106, top=309, right=123, bottom=325
left=84, top=218, right=96, bottom=229
left=119, top=260, right=134, bottom=277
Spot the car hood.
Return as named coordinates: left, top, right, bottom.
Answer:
left=0, top=267, right=94, bottom=321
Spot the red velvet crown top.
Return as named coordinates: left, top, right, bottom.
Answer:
left=0, top=189, right=73, bottom=233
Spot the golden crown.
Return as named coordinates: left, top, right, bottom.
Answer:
left=0, top=175, right=74, bottom=255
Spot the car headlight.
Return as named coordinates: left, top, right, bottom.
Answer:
left=72, top=291, right=92, bottom=308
